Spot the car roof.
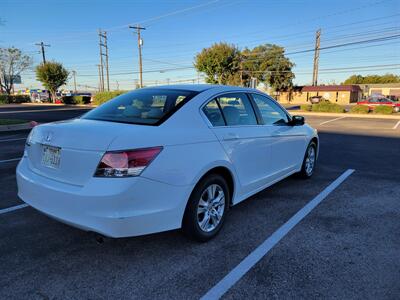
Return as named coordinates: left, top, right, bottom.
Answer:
left=142, top=84, right=259, bottom=93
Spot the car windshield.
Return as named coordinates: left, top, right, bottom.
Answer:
left=82, top=88, right=199, bottom=125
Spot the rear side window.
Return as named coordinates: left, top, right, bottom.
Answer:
left=203, top=100, right=225, bottom=126
left=83, top=89, right=198, bottom=125
left=251, top=94, right=289, bottom=125
left=216, top=93, right=257, bottom=126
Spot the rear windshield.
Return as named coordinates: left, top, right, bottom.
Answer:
left=82, top=89, right=199, bottom=125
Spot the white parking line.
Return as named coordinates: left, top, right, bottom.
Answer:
left=0, top=158, right=21, bottom=163
left=201, top=169, right=355, bottom=300
left=319, top=116, right=346, bottom=125
left=393, top=120, right=400, bottom=130
left=0, top=138, right=26, bottom=143
left=0, top=204, right=29, bottom=215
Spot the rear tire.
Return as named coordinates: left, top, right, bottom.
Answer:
left=298, top=141, right=317, bottom=179
left=182, top=174, right=229, bottom=242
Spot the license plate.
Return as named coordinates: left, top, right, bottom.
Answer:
left=41, top=145, right=61, bottom=169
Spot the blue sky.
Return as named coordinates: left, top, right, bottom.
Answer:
left=1, top=0, right=399, bottom=91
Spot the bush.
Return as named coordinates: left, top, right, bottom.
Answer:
left=350, top=105, right=369, bottom=114
left=62, top=95, right=91, bottom=105
left=0, top=94, right=30, bottom=104
left=373, top=105, right=393, bottom=115
left=12, top=95, right=31, bottom=103
left=300, top=104, right=312, bottom=111
left=93, top=91, right=127, bottom=105
left=311, top=102, right=345, bottom=113
left=0, top=119, right=28, bottom=125
left=0, top=94, right=8, bottom=104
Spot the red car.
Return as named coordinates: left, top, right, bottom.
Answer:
left=358, top=96, right=400, bottom=113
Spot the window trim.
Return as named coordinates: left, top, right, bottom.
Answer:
left=200, top=91, right=261, bottom=128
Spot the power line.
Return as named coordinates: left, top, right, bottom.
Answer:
left=241, top=63, right=400, bottom=73
left=105, top=0, right=222, bottom=32
left=43, top=22, right=398, bottom=68
left=77, top=66, right=193, bottom=77
left=287, top=34, right=400, bottom=55
left=241, top=34, right=400, bottom=63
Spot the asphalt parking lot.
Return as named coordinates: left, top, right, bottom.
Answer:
left=0, top=106, right=399, bottom=299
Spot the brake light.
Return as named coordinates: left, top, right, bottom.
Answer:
left=94, top=146, right=163, bottom=177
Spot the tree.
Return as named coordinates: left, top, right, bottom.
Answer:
left=194, top=43, right=241, bottom=85
left=242, top=44, right=295, bottom=91
left=0, top=47, right=32, bottom=94
left=194, top=43, right=295, bottom=91
left=343, top=74, right=400, bottom=84
left=35, top=61, right=69, bottom=102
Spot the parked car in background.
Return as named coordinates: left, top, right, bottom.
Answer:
left=30, top=89, right=50, bottom=103
left=357, top=95, right=400, bottom=112
left=310, top=96, right=323, bottom=104
left=17, top=85, right=319, bottom=241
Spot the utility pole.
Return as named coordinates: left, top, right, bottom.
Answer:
left=104, top=32, right=110, bottom=91
left=240, top=61, right=244, bottom=87
left=72, top=70, right=77, bottom=93
left=312, top=29, right=321, bottom=86
left=97, top=64, right=103, bottom=92
left=98, top=29, right=110, bottom=91
left=35, top=42, right=50, bottom=64
left=98, top=30, right=110, bottom=91
left=129, top=24, right=146, bottom=88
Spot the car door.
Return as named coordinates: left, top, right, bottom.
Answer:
left=250, top=93, right=307, bottom=179
left=202, top=93, right=273, bottom=197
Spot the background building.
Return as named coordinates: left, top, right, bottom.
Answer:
left=357, top=83, right=400, bottom=99
left=275, top=85, right=362, bottom=104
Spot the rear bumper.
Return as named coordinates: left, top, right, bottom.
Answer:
left=16, top=157, right=192, bottom=238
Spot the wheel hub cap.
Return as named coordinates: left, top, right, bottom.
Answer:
left=305, top=146, right=315, bottom=175
left=197, top=184, right=225, bottom=232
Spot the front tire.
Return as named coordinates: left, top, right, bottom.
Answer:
left=298, top=141, right=317, bottom=178
left=182, top=174, right=229, bottom=242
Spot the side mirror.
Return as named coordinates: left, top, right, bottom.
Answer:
left=290, top=115, right=305, bottom=126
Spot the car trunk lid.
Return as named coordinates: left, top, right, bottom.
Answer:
left=26, top=119, right=144, bottom=186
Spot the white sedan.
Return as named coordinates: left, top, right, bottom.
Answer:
left=17, top=85, right=318, bottom=241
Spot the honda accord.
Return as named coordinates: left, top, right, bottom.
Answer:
left=17, top=85, right=318, bottom=241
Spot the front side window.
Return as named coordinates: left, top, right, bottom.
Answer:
left=215, top=93, right=257, bottom=126
left=251, top=94, right=289, bottom=125
left=83, top=89, right=198, bottom=125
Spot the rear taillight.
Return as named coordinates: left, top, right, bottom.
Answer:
left=94, top=146, right=163, bottom=177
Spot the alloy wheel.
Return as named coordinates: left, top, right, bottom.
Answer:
left=305, top=146, right=316, bottom=176
left=197, top=184, right=225, bottom=232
